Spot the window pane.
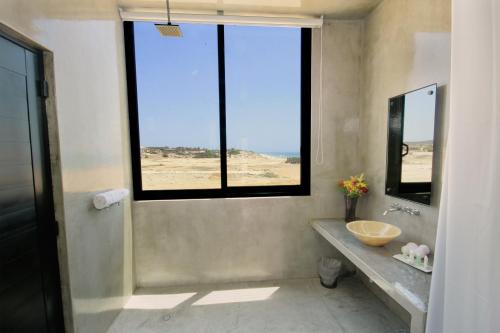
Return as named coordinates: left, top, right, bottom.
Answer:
left=134, top=23, right=221, bottom=190
left=225, top=26, right=301, bottom=187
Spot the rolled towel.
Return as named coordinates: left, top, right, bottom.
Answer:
left=406, top=242, right=418, bottom=250
left=93, top=189, right=129, bottom=210
left=417, top=244, right=431, bottom=256
left=414, top=247, right=427, bottom=258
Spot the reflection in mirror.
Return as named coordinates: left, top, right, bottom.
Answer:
left=386, top=84, right=437, bottom=205
left=401, top=86, right=436, bottom=183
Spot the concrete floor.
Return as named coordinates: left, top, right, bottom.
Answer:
left=108, top=277, right=409, bottom=333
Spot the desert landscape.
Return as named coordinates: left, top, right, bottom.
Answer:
left=401, top=141, right=433, bottom=183
left=140, top=147, right=300, bottom=190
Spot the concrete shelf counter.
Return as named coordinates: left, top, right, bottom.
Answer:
left=311, top=218, right=431, bottom=333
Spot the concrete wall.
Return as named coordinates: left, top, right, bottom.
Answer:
left=358, top=0, right=451, bottom=249
left=133, top=20, right=364, bottom=287
left=0, top=1, right=133, bottom=332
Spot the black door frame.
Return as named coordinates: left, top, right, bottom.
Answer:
left=0, top=28, right=65, bottom=332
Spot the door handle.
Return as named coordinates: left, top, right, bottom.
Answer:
left=402, top=143, right=409, bottom=157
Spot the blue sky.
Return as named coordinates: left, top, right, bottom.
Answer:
left=134, top=22, right=301, bottom=153
left=403, top=85, right=436, bottom=142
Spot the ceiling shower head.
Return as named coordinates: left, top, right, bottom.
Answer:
left=157, top=0, right=182, bottom=37
left=155, top=23, right=182, bottom=37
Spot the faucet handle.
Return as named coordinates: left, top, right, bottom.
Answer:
left=402, top=206, right=421, bottom=216
left=384, top=203, right=420, bottom=216
left=410, top=208, right=421, bottom=216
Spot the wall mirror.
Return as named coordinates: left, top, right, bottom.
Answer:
left=385, top=84, right=437, bottom=205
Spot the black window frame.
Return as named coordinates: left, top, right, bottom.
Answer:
left=124, top=21, right=311, bottom=200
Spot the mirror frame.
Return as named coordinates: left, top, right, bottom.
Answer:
left=385, top=83, right=438, bottom=205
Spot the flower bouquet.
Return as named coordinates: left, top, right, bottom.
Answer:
left=338, top=174, right=369, bottom=222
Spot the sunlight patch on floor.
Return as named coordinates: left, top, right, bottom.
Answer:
left=192, top=287, right=280, bottom=306
left=124, top=293, right=197, bottom=310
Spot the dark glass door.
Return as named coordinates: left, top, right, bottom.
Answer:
left=0, top=34, right=64, bottom=332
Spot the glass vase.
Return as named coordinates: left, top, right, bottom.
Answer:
left=344, top=196, right=358, bottom=222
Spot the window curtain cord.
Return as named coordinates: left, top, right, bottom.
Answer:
left=315, top=23, right=324, bottom=165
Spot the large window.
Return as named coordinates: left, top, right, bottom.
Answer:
left=124, top=21, right=311, bottom=200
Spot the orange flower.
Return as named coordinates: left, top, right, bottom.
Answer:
left=337, top=174, right=369, bottom=198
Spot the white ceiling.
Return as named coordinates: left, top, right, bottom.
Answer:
left=5, top=0, right=382, bottom=26
left=118, top=0, right=383, bottom=18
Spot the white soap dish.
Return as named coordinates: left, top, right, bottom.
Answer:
left=393, top=254, right=433, bottom=273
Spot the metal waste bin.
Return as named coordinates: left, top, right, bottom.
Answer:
left=318, top=257, right=342, bottom=288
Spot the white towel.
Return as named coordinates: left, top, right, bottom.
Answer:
left=93, top=189, right=129, bottom=210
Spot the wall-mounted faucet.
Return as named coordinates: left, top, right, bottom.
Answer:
left=383, top=203, right=420, bottom=216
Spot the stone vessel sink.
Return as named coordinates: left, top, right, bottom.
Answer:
left=346, top=220, right=401, bottom=247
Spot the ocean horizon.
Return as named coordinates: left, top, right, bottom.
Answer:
left=259, top=151, right=300, bottom=158
left=141, top=146, right=300, bottom=158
